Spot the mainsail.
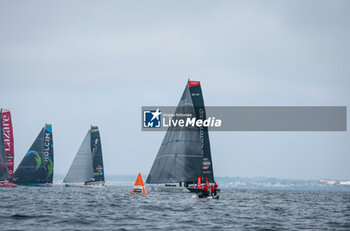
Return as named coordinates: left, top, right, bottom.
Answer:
left=1, top=109, right=14, bottom=181
left=0, top=110, right=10, bottom=181
left=64, top=126, right=104, bottom=184
left=13, top=124, right=54, bottom=184
left=146, top=80, right=215, bottom=184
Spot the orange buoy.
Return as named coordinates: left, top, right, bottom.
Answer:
left=130, top=172, right=146, bottom=194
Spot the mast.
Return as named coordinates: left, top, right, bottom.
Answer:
left=146, top=82, right=203, bottom=184
left=1, top=109, right=14, bottom=181
left=0, top=109, right=10, bottom=181
left=13, top=124, right=54, bottom=184
left=64, top=129, right=94, bottom=183
left=90, top=126, right=104, bottom=182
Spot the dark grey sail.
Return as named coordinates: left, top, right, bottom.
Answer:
left=13, top=124, right=54, bottom=185
left=90, top=126, right=105, bottom=182
left=0, top=110, right=10, bottom=181
left=188, top=81, right=214, bottom=183
left=146, top=82, right=204, bottom=184
left=64, top=130, right=94, bottom=184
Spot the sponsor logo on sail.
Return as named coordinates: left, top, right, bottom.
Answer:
left=24, top=151, right=42, bottom=173
left=2, top=114, right=12, bottom=152
left=96, top=166, right=103, bottom=172
left=46, top=156, right=53, bottom=178
left=1, top=111, right=14, bottom=178
left=43, top=126, right=53, bottom=178
left=96, top=165, right=103, bottom=176
left=203, top=157, right=211, bottom=170
left=43, top=131, right=51, bottom=165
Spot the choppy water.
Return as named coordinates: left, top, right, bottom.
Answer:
left=0, top=185, right=349, bottom=230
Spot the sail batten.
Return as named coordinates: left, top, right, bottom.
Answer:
left=155, top=154, right=202, bottom=158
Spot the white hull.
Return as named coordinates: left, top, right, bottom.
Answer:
left=64, top=181, right=105, bottom=187
left=85, top=181, right=105, bottom=187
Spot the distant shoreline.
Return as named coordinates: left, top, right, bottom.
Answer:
left=52, top=174, right=350, bottom=192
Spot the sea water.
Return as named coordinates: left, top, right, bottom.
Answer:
left=0, top=185, right=349, bottom=230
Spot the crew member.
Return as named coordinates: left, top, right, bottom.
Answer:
left=211, top=182, right=218, bottom=196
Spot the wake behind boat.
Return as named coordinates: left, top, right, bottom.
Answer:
left=64, top=126, right=105, bottom=187
left=13, top=124, right=54, bottom=186
left=146, top=80, right=219, bottom=195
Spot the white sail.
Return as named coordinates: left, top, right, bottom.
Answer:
left=64, top=131, right=94, bottom=183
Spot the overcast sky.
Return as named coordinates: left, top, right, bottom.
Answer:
left=0, top=1, right=349, bottom=180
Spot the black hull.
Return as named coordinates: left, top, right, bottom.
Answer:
left=187, top=187, right=203, bottom=193
left=187, top=187, right=220, bottom=193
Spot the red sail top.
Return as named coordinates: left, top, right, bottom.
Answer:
left=91, top=126, right=99, bottom=131
left=1, top=109, right=14, bottom=181
left=189, top=81, right=200, bottom=88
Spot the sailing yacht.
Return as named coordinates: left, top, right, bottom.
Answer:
left=64, top=126, right=105, bottom=187
left=146, top=80, right=216, bottom=192
left=13, top=124, right=54, bottom=186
